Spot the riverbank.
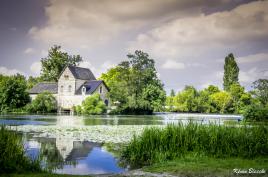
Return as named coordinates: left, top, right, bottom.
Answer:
left=143, top=155, right=268, bottom=177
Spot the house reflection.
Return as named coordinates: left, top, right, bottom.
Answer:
left=24, top=134, right=101, bottom=171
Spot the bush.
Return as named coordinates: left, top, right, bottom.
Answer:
left=74, top=105, right=82, bottom=114
left=27, top=91, right=57, bottom=113
left=0, top=126, right=42, bottom=173
left=243, top=105, right=268, bottom=121
left=121, top=123, right=268, bottom=167
left=0, top=74, right=30, bottom=112
left=79, top=94, right=107, bottom=115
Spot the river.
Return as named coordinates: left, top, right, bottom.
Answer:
left=0, top=113, right=242, bottom=175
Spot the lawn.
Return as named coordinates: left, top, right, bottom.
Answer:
left=0, top=174, right=92, bottom=177
left=143, top=155, right=268, bottom=177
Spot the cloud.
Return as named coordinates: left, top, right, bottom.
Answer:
left=162, top=60, right=185, bottom=69
left=0, top=66, right=25, bottom=76
left=129, top=1, right=268, bottom=60
left=78, top=60, right=115, bottom=78
left=30, top=61, right=42, bottom=75
left=28, top=0, right=243, bottom=49
left=24, top=48, right=35, bottom=54
left=239, top=67, right=268, bottom=84
left=237, top=53, right=268, bottom=64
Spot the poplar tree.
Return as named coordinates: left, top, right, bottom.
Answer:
left=223, top=53, right=239, bottom=91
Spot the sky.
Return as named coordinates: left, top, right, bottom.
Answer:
left=0, top=0, right=268, bottom=93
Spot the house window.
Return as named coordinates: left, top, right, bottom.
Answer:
left=68, top=85, right=72, bottom=92
left=82, top=86, right=86, bottom=95
left=100, top=86, right=102, bottom=94
left=105, top=99, right=109, bottom=106
left=60, top=85, right=64, bottom=92
left=64, top=75, right=69, bottom=80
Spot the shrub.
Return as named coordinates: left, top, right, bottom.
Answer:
left=74, top=105, right=82, bottom=114
left=243, top=104, right=268, bottom=121
left=0, top=74, right=30, bottom=112
left=80, top=94, right=107, bottom=115
left=0, top=126, right=42, bottom=173
left=27, top=91, right=57, bottom=113
left=121, top=123, right=268, bottom=167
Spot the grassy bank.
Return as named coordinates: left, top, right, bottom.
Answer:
left=143, top=155, right=268, bottom=177
left=0, top=126, right=42, bottom=174
left=0, top=174, right=92, bottom=177
left=121, top=123, right=268, bottom=167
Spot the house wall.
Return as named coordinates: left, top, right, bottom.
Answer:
left=75, top=79, right=85, bottom=91
left=30, top=67, right=110, bottom=110
left=58, top=83, right=109, bottom=109
left=58, top=67, right=76, bottom=96
left=92, top=82, right=110, bottom=106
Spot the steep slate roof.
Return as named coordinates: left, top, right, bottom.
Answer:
left=67, top=65, right=96, bottom=80
left=76, top=80, right=105, bottom=95
left=28, top=82, right=58, bottom=94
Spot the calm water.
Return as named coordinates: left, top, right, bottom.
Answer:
left=0, top=113, right=242, bottom=175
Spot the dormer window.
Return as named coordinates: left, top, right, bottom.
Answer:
left=68, top=85, right=72, bottom=92
left=64, top=75, right=69, bottom=80
left=82, top=86, right=86, bottom=95
left=99, top=86, right=102, bottom=94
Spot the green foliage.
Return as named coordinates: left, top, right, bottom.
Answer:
left=0, top=74, right=30, bottom=112
left=252, top=79, right=268, bottom=106
left=173, top=86, right=199, bottom=112
left=78, top=94, right=107, bottom=115
left=170, top=89, right=175, bottom=97
left=223, top=53, right=239, bottom=91
left=0, top=126, right=42, bottom=173
left=41, top=45, right=82, bottom=81
left=27, top=91, right=57, bottom=113
left=210, top=91, right=232, bottom=113
left=229, top=83, right=252, bottom=113
left=121, top=123, right=268, bottom=167
left=243, top=104, right=268, bottom=121
left=27, top=76, right=43, bottom=89
left=100, top=50, right=165, bottom=114
left=196, top=89, right=215, bottom=113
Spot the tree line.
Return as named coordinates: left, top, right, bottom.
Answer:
left=0, top=45, right=267, bottom=120
left=166, top=54, right=268, bottom=121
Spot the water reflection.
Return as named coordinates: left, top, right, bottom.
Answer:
left=23, top=134, right=124, bottom=175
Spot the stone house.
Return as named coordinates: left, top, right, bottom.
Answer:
left=28, top=65, right=109, bottom=113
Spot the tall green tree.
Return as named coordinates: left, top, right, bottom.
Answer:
left=100, top=50, right=165, bottom=114
left=252, top=79, right=268, bottom=106
left=229, top=83, right=252, bottom=113
left=27, top=76, right=43, bottom=89
left=196, top=85, right=220, bottom=113
left=41, top=45, right=83, bottom=81
left=223, top=53, right=239, bottom=91
left=174, top=86, right=199, bottom=112
left=210, top=91, right=232, bottom=113
left=170, top=89, right=175, bottom=97
left=0, top=74, right=30, bottom=112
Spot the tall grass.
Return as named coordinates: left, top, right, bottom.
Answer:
left=121, top=123, right=268, bottom=167
left=0, top=126, right=42, bottom=173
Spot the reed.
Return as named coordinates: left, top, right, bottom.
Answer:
left=121, top=123, right=268, bottom=167
left=0, top=126, right=42, bottom=173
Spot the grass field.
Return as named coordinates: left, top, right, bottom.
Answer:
left=143, top=154, right=268, bottom=177
left=0, top=174, right=91, bottom=177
